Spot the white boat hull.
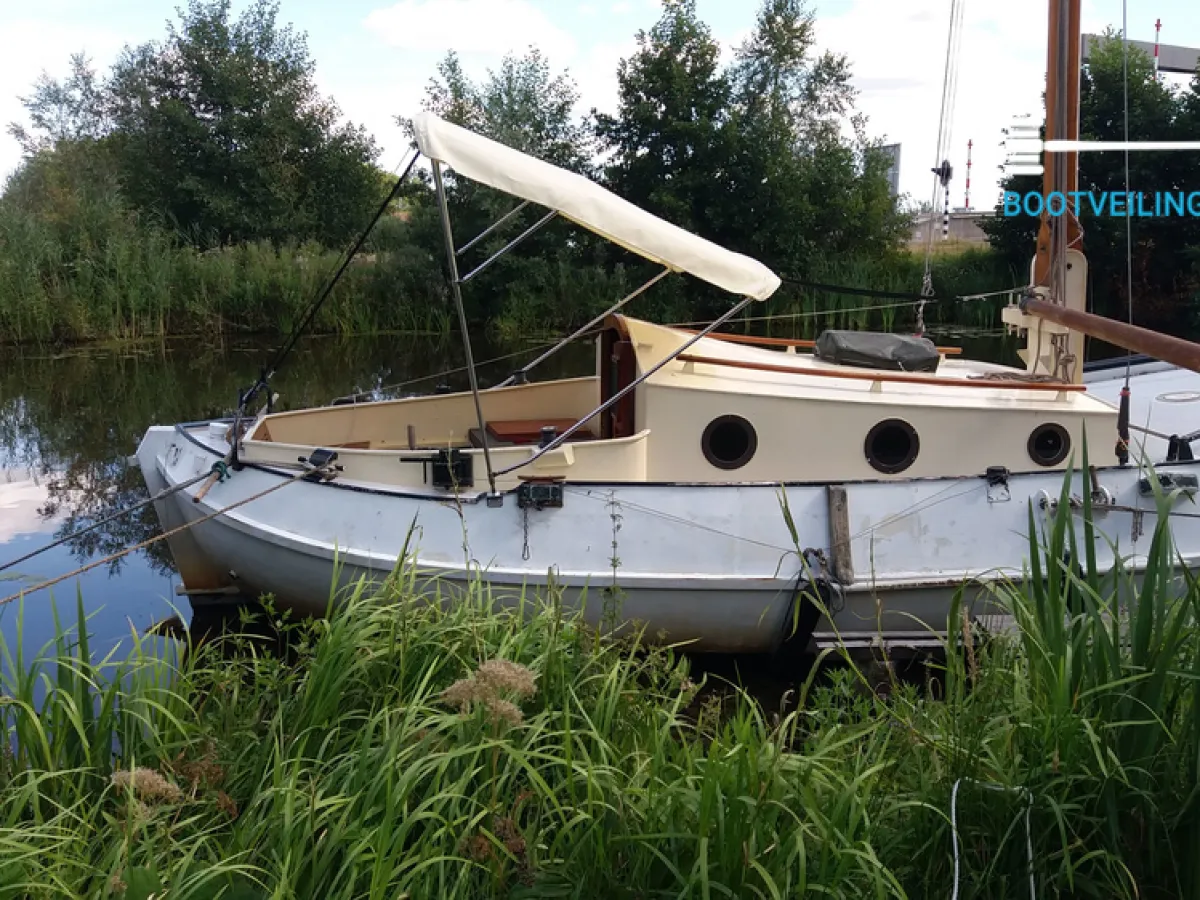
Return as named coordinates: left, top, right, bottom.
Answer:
left=136, top=391, right=1200, bottom=655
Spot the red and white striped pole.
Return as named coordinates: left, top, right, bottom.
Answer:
left=1154, top=18, right=1162, bottom=79
left=964, top=139, right=972, bottom=209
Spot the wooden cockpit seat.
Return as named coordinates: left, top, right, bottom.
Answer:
left=470, top=419, right=596, bottom=449
left=468, top=428, right=513, bottom=449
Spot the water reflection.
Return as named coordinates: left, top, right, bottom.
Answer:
left=0, top=332, right=593, bottom=659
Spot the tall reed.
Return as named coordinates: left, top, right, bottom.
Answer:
left=1, top=465, right=1198, bottom=897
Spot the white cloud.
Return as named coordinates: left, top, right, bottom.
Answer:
left=810, top=0, right=1053, bottom=207
left=611, top=1, right=633, bottom=13
left=365, top=0, right=578, bottom=58
left=0, top=472, right=55, bottom=544
left=571, top=38, right=637, bottom=118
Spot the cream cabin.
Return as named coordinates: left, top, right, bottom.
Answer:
left=239, top=313, right=1121, bottom=494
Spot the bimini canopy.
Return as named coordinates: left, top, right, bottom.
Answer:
left=410, top=112, right=781, bottom=301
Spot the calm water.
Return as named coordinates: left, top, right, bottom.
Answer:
left=0, top=326, right=1017, bottom=661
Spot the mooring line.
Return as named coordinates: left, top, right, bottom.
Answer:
left=0, top=466, right=325, bottom=607
left=0, top=464, right=228, bottom=575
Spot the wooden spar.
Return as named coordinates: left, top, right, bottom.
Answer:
left=1021, top=296, right=1200, bottom=375
left=1027, top=0, right=1086, bottom=385
left=1035, top=0, right=1083, bottom=287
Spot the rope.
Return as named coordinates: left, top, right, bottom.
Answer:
left=0, top=466, right=323, bottom=607
left=0, top=464, right=225, bottom=574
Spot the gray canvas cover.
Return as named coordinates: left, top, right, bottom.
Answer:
left=813, top=330, right=941, bottom=373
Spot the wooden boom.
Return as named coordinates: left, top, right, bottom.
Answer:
left=1021, top=295, right=1200, bottom=376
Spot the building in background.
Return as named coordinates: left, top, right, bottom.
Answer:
left=908, top=208, right=994, bottom=247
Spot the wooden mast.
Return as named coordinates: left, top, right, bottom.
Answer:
left=1034, top=0, right=1083, bottom=285
left=1017, top=1, right=1200, bottom=378
left=1029, top=0, right=1087, bottom=384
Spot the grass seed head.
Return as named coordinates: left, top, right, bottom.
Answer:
left=110, top=767, right=184, bottom=804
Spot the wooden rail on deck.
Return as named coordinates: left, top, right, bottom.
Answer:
left=675, top=353, right=1086, bottom=392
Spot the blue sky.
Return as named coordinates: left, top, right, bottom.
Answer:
left=2, top=0, right=1197, bottom=206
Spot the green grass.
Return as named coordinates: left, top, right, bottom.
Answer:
left=2, top=463, right=1199, bottom=898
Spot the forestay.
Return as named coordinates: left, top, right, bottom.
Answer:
left=410, top=112, right=781, bottom=301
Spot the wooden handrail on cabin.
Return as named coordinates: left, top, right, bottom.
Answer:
left=675, top=353, right=1087, bottom=392
left=679, top=328, right=964, bottom=356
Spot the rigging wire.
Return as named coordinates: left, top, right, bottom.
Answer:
left=0, top=465, right=327, bottom=608
left=1117, top=0, right=1134, bottom=465
left=779, top=277, right=944, bottom=302
left=663, top=299, right=931, bottom=329
left=331, top=333, right=604, bottom=403
left=237, top=148, right=422, bottom=415
left=921, top=0, right=969, bottom=280
left=341, top=281, right=957, bottom=404
left=919, top=0, right=966, bottom=330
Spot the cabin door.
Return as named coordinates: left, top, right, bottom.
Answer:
left=600, top=327, right=637, bottom=440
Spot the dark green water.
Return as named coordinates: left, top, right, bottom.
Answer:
left=0, top=326, right=1016, bottom=660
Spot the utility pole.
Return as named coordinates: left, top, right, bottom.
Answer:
left=1154, top=18, right=1162, bottom=78
left=964, top=139, right=973, bottom=209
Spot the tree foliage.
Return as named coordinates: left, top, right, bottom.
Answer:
left=2, top=0, right=1064, bottom=344
left=981, top=29, right=1200, bottom=327
left=593, top=0, right=910, bottom=317
left=6, top=0, right=384, bottom=249
left=397, top=48, right=620, bottom=333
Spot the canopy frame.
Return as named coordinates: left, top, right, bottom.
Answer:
left=415, top=111, right=781, bottom=498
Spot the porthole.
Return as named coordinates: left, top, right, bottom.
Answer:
left=864, top=419, right=919, bottom=474
left=1028, top=422, right=1070, bottom=467
left=701, top=415, right=757, bottom=470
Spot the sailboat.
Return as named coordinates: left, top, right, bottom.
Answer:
left=132, top=1, right=1200, bottom=655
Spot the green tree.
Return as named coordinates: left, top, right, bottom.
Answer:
left=593, top=0, right=732, bottom=237
left=404, top=48, right=593, bottom=172
left=723, top=0, right=908, bottom=265
left=6, top=53, right=109, bottom=158
left=398, top=48, right=616, bottom=334
left=9, top=0, right=385, bottom=250
left=981, top=29, right=1200, bottom=328
left=107, top=0, right=383, bottom=248
left=593, top=0, right=909, bottom=317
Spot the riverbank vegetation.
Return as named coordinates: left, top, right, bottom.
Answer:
left=3, top=3, right=1196, bottom=348
left=1, top=0, right=1023, bottom=347
left=2, top=477, right=1199, bottom=898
